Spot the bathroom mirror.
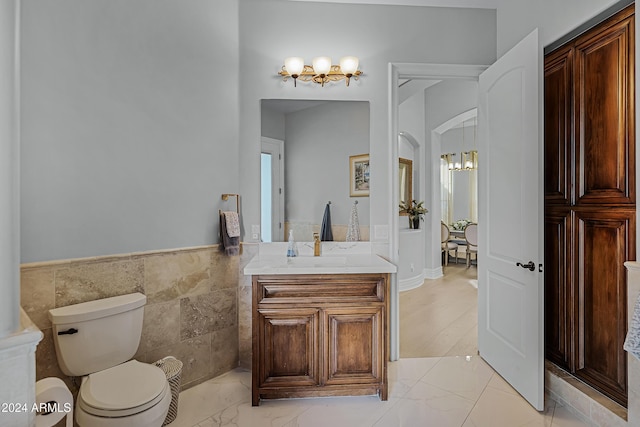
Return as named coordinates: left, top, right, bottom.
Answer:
left=398, top=158, right=412, bottom=215
left=261, top=100, right=370, bottom=242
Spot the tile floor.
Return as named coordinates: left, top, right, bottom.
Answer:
left=171, top=356, right=590, bottom=427
left=400, top=262, right=478, bottom=358
left=170, top=264, right=589, bottom=426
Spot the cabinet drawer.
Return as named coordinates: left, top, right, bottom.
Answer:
left=254, top=274, right=385, bottom=304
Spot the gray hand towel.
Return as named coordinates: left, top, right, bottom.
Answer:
left=320, top=203, right=333, bottom=241
left=220, top=212, right=240, bottom=256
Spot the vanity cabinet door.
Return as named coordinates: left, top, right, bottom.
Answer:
left=252, top=273, right=389, bottom=405
left=253, top=308, right=320, bottom=405
left=324, top=306, right=386, bottom=398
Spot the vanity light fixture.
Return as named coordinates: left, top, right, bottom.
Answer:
left=279, top=56, right=362, bottom=87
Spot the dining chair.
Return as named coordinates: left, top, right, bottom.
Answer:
left=441, top=221, right=458, bottom=266
left=464, top=223, right=478, bottom=268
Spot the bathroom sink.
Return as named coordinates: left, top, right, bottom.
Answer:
left=286, top=256, right=346, bottom=267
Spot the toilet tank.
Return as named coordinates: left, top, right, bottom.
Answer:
left=49, top=293, right=146, bottom=377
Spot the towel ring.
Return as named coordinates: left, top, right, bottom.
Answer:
left=220, top=193, right=239, bottom=214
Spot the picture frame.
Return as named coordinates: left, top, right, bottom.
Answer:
left=349, top=154, right=370, bottom=197
left=398, top=157, right=413, bottom=215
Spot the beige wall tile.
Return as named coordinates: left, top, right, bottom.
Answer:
left=211, top=251, right=239, bottom=289
left=20, top=267, right=55, bottom=330
left=146, top=334, right=212, bottom=387
left=139, top=300, right=181, bottom=354
left=26, top=244, right=240, bottom=394
left=181, top=289, right=237, bottom=340
left=144, top=249, right=213, bottom=304
left=212, top=326, right=238, bottom=378
left=55, top=258, right=144, bottom=307
left=238, top=285, right=252, bottom=369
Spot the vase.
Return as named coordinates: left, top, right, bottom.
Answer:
left=412, top=216, right=421, bottom=229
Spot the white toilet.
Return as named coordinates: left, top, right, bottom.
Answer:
left=49, top=293, right=171, bottom=427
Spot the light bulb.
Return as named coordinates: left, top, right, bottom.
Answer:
left=284, top=57, right=304, bottom=76
left=339, top=56, right=359, bottom=75
left=312, top=56, right=332, bottom=75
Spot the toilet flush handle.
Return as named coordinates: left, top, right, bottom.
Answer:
left=57, top=328, right=78, bottom=336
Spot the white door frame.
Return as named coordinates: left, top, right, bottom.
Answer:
left=388, top=63, right=488, bottom=361
left=261, top=137, right=285, bottom=242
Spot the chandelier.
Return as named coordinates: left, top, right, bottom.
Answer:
left=279, top=56, right=362, bottom=87
left=443, top=117, right=478, bottom=171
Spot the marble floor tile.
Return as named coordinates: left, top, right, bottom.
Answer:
left=374, top=381, right=476, bottom=427
left=173, top=357, right=592, bottom=427
left=387, top=356, right=440, bottom=398
left=461, top=385, right=553, bottom=427
left=420, top=355, right=494, bottom=401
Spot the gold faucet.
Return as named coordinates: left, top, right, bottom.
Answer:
left=313, top=233, right=321, bottom=256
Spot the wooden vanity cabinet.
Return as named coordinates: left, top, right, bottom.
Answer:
left=251, top=273, right=389, bottom=406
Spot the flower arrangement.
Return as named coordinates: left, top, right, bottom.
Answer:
left=399, top=199, right=428, bottom=218
left=451, top=219, right=472, bottom=231
left=399, top=200, right=428, bottom=229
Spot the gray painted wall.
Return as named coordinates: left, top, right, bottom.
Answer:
left=261, top=107, right=285, bottom=141
left=20, top=0, right=239, bottom=262
left=20, top=0, right=496, bottom=263
left=497, top=0, right=622, bottom=56
left=284, top=101, right=370, bottom=230
left=0, top=0, right=19, bottom=337
left=238, top=0, right=497, bottom=259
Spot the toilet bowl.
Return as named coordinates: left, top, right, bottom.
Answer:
left=75, top=360, right=171, bottom=427
left=49, top=293, right=171, bottom=427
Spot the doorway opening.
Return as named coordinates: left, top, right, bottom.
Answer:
left=261, top=137, right=284, bottom=243
left=389, top=65, right=486, bottom=362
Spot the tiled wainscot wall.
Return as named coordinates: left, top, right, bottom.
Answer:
left=20, top=243, right=259, bottom=395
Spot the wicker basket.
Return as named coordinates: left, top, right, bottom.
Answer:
left=154, top=356, right=183, bottom=426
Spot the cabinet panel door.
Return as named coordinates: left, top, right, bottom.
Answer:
left=256, top=308, right=320, bottom=388
left=544, top=208, right=573, bottom=368
left=574, top=208, right=635, bottom=406
left=324, top=307, right=383, bottom=387
left=544, top=47, right=573, bottom=205
left=574, top=10, right=635, bottom=205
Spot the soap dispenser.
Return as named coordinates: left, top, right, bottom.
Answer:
left=287, top=230, right=298, bottom=257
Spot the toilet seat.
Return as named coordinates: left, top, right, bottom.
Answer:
left=79, top=360, right=169, bottom=417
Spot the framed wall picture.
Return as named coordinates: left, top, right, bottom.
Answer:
left=349, top=154, right=370, bottom=197
left=398, top=157, right=413, bottom=215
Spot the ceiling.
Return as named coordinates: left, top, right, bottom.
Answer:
left=287, top=0, right=501, bottom=9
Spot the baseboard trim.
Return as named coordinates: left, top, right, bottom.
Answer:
left=399, top=273, right=426, bottom=292
left=423, top=267, right=443, bottom=280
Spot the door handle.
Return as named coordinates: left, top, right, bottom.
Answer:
left=516, top=261, right=535, bottom=271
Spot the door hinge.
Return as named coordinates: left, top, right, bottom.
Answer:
left=279, top=188, right=282, bottom=194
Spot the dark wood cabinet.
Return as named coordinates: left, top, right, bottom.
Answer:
left=544, top=207, right=572, bottom=368
left=574, top=14, right=635, bottom=206
left=573, top=208, right=635, bottom=404
left=251, top=273, right=389, bottom=406
left=544, top=4, right=635, bottom=407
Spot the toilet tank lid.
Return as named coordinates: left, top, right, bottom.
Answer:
left=49, top=293, right=146, bottom=324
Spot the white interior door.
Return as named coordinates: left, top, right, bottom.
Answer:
left=261, top=137, right=284, bottom=242
left=477, top=29, right=544, bottom=410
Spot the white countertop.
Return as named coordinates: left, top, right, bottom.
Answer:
left=243, top=253, right=397, bottom=275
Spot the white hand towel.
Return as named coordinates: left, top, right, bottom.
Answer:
left=624, top=293, right=640, bottom=360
